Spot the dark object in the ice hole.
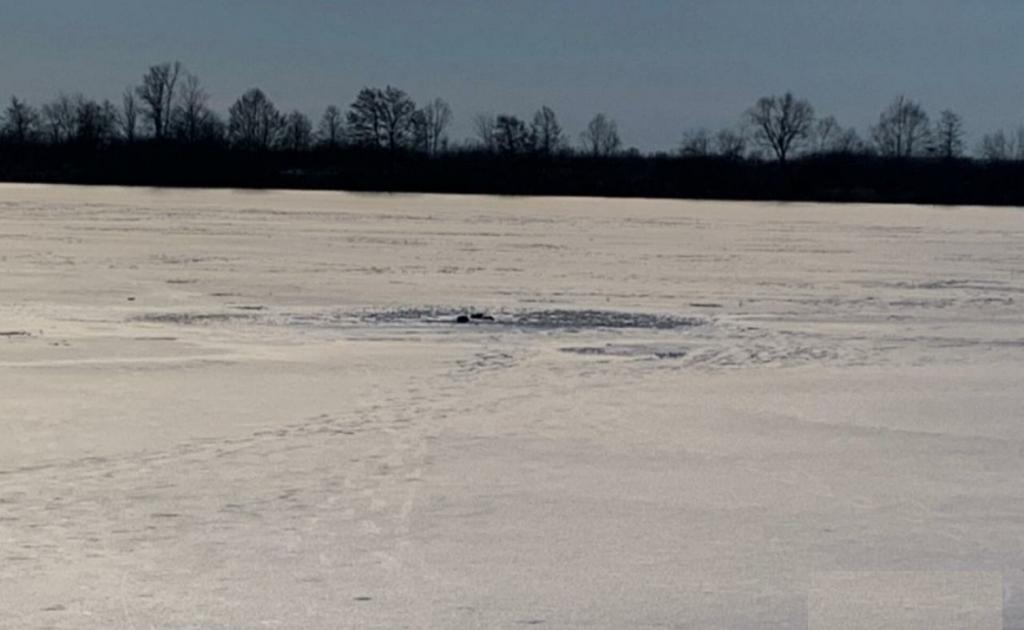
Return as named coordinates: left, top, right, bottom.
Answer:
left=455, top=313, right=494, bottom=324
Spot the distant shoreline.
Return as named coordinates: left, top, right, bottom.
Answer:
left=3, top=145, right=1024, bottom=208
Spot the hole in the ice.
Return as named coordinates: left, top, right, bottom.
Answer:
left=363, top=307, right=703, bottom=330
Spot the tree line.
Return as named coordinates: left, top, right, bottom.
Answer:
left=685, top=93, right=1024, bottom=163
left=4, top=61, right=1024, bottom=205
left=0, top=61, right=627, bottom=157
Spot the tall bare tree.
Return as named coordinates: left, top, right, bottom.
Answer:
left=346, top=88, right=384, bottom=147
left=715, top=128, right=747, bottom=159
left=933, top=109, right=965, bottom=159
left=173, top=73, right=213, bottom=144
left=378, top=86, right=416, bottom=151
left=120, top=89, right=139, bottom=143
left=832, top=128, right=866, bottom=154
left=580, top=113, right=621, bottom=157
left=228, top=88, right=284, bottom=150
left=472, top=113, right=497, bottom=151
left=41, top=94, right=78, bottom=144
left=871, top=96, right=930, bottom=158
left=747, top=92, right=815, bottom=163
left=346, top=86, right=417, bottom=151
left=680, top=128, right=712, bottom=157
left=412, top=98, right=452, bottom=155
left=73, top=98, right=118, bottom=146
left=493, top=114, right=532, bottom=154
left=3, top=96, right=40, bottom=144
left=811, top=115, right=840, bottom=154
left=281, top=111, right=313, bottom=151
left=136, top=61, right=182, bottom=140
left=530, top=106, right=563, bottom=155
left=809, top=115, right=864, bottom=155
left=977, top=128, right=1024, bottom=161
left=318, top=105, right=344, bottom=148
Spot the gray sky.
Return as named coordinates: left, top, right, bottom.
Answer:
left=2, top=0, right=1022, bottom=151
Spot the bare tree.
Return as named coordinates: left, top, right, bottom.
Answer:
left=979, top=130, right=1012, bottom=161
left=173, top=73, right=213, bottom=144
left=933, top=109, right=965, bottom=159
left=715, top=128, right=747, bottom=159
left=345, top=87, right=414, bottom=149
left=492, top=115, right=532, bottom=154
left=135, top=61, right=182, bottom=140
left=809, top=115, right=865, bottom=155
left=747, top=92, right=815, bottom=163
left=2, top=96, right=40, bottom=144
left=530, top=106, right=563, bottom=155
left=580, top=113, right=621, bottom=157
left=832, top=128, right=867, bottom=154
left=41, top=94, right=79, bottom=144
left=281, top=111, right=313, bottom=151
left=977, top=128, right=1024, bottom=161
left=871, top=96, right=930, bottom=158
left=811, top=115, right=839, bottom=154
left=1012, top=128, right=1024, bottom=161
left=318, top=105, right=344, bottom=148
left=413, top=98, right=453, bottom=155
left=228, top=88, right=284, bottom=150
left=680, top=128, right=712, bottom=156
left=378, top=86, right=416, bottom=151
left=472, top=113, right=497, bottom=151
left=73, top=97, right=118, bottom=146
left=346, top=86, right=417, bottom=151
left=120, top=89, right=139, bottom=143
left=346, top=88, right=384, bottom=147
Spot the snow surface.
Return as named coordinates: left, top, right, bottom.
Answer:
left=1, top=184, right=1023, bottom=628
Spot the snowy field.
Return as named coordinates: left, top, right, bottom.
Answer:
left=2, top=184, right=1023, bottom=629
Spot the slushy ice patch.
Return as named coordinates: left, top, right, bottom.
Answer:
left=362, top=307, right=703, bottom=330
left=134, top=307, right=704, bottom=332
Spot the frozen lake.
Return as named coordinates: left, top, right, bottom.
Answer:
left=2, top=184, right=1023, bottom=628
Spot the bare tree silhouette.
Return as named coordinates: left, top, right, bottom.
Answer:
left=494, top=115, right=532, bottom=154
left=413, top=98, right=452, bottom=155
left=812, top=116, right=840, bottom=154
left=680, top=128, right=712, bottom=156
left=41, top=94, right=79, bottom=144
left=228, top=88, right=284, bottom=150
left=530, top=106, right=563, bottom=155
left=809, top=115, right=865, bottom=155
left=136, top=62, right=182, bottom=141
left=379, top=86, right=416, bottom=151
left=120, top=89, right=139, bottom=143
left=715, top=128, right=746, bottom=159
left=3, top=97, right=40, bottom=144
left=346, top=89, right=383, bottom=147
left=346, top=86, right=416, bottom=151
left=473, top=113, right=498, bottom=151
left=281, top=111, right=313, bottom=151
left=318, top=105, right=344, bottom=148
left=172, top=73, right=209, bottom=144
left=933, top=109, right=965, bottom=159
left=580, top=113, right=621, bottom=157
left=74, top=98, right=118, bottom=147
left=871, top=96, right=930, bottom=158
left=747, top=92, right=814, bottom=163
left=978, top=128, right=1024, bottom=161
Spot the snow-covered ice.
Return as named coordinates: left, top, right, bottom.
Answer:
left=2, top=184, right=1023, bottom=628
